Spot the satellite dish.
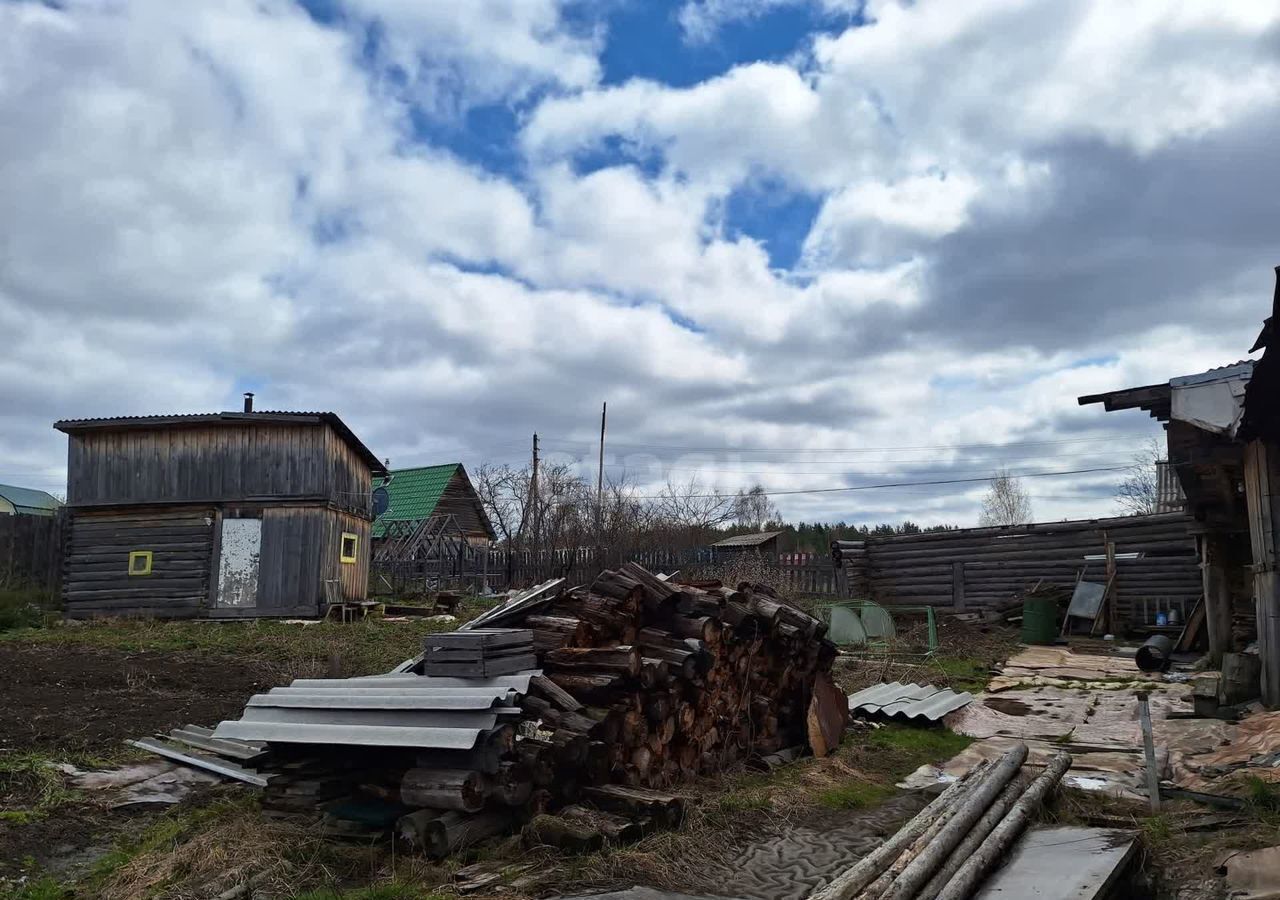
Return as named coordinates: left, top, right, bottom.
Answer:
left=372, top=486, right=390, bottom=518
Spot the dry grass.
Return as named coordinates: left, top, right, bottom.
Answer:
left=88, top=794, right=456, bottom=900
left=833, top=617, right=1019, bottom=696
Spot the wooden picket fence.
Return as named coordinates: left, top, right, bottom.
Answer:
left=484, top=547, right=842, bottom=598
left=0, top=512, right=63, bottom=597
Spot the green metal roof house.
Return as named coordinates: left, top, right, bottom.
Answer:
left=0, top=483, right=62, bottom=517
left=373, top=464, right=495, bottom=543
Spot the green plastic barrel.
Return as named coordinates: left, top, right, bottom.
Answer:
left=1020, top=595, right=1059, bottom=644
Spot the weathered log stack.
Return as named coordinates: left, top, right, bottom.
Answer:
left=504, top=562, right=837, bottom=792
left=395, top=563, right=837, bottom=854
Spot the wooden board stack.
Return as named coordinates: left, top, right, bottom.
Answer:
left=423, top=629, right=536, bottom=677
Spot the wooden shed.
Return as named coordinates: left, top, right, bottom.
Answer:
left=53, top=402, right=387, bottom=619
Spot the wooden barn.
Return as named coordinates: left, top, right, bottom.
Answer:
left=54, top=397, right=387, bottom=619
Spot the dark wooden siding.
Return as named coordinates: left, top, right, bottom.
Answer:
left=438, top=470, right=493, bottom=541
left=66, top=423, right=372, bottom=512
left=63, top=508, right=214, bottom=618
left=0, top=512, right=64, bottom=596
left=231, top=506, right=372, bottom=615
left=254, top=506, right=329, bottom=615
left=323, top=511, right=372, bottom=602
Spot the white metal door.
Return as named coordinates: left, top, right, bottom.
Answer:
left=215, top=518, right=261, bottom=608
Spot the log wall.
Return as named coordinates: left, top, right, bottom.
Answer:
left=833, top=512, right=1201, bottom=625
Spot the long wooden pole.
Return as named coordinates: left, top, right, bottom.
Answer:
left=934, top=752, right=1072, bottom=900
left=531, top=432, right=540, bottom=562
left=596, top=402, right=607, bottom=562
left=882, top=744, right=1028, bottom=900
left=1137, top=691, right=1161, bottom=813
left=809, top=763, right=991, bottom=900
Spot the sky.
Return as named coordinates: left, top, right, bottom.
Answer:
left=2, top=0, right=1278, bottom=527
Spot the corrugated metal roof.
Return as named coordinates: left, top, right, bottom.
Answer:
left=372, top=464, right=458, bottom=537
left=52, top=411, right=386, bottom=476
left=212, top=671, right=537, bottom=749
left=847, top=682, right=974, bottom=721
left=712, top=530, right=784, bottom=548
left=0, top=483, right=62, bottom=515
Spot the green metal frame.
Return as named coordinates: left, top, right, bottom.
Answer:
left=818, top=600, right=938, bottom=658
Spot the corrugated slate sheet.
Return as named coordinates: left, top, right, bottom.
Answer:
left=847, top=682, right=974, bottom=722
left=711, top=530, right=784, bottom=548
left=212, top=671, right=536, bottom=749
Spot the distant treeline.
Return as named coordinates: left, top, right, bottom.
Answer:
left=715, top=520, right=961, bottom=554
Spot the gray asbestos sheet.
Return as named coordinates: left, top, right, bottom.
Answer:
left=847, top=682, right=974, bottom=721
left=973, top=826, right=1137, bottom=899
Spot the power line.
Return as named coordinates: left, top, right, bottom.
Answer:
left=536, top=434, right=1153, bottom=454
left=596, top=449, right=1140, bottom=478
left=629, top=465, right=1129, bottom=499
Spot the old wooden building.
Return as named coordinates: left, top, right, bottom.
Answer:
left=54, top=399, right=387, bottom=619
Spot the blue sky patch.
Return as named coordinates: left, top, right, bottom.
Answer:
left=591, top=1, right=842, bottom=87
left=723, top=181, right=823, bottom=270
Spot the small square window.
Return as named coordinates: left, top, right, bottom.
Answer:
left=340, top=532, right=359, bottom=564
left=128, top=550, right=153, bottom=576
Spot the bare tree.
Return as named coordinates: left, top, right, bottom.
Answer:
left=732, top=484, right=780, bottom=531
left=475, top=463, right=528, bottom=545
left=654, top=476, right=735, bottom=543
left=978, top=468, right=1033, bottom=526
left=1116, top=437, right=1164, bottom=516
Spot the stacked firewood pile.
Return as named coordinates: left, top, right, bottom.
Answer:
left=202, top=563, right=840, bottom=859
left=505, top=562, right=838, bottom=791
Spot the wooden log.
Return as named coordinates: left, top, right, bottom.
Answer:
left=810, top=762, right=992, bottom=900
left=408, top=809, right=514, bottom=858
left=545, top=646, right=641, bottom=678
left=620, top=562, right=679, bottom=608
left=881, top=746, right=1028, bottom=900
left=494, top=762, right=533, bottom=806
left=516, top=738, right=556, bottom=786
left=550, top=729, right=589, bottom=765
left=526, top=615, right=586, bottom=651
left=670, top=615, right=721, bottom=643
left=529, top=673, right=585, bottom=712
left=933, top=753, right=1073, bottom=900
left=522, top=813, right=604, bottom=852
left=545, top=672, right=622, bottom=703
left=400, top=768, right=487, bottom=813
left=560, top=804, right=641, bottom=843
left=583, top=784, right=684, bottom=828
left=915, top=776, right=1027, bottom=900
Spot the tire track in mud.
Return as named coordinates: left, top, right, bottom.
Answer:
left=702, top=793, right=928, bottom=900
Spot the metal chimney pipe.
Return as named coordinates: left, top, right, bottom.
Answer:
left=243, top=392, right=254, bottom=413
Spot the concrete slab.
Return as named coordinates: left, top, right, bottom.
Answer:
left=974, top=826, right=1138, bottom=900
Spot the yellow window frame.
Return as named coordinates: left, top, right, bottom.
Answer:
left=340, top=532, right=359, bottom=564
left=128, top=550, right=153, bottom=576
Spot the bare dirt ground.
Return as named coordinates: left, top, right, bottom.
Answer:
left=0, top=643, right=282, bottom=755
left=0, top=614, right=1015, bottom=898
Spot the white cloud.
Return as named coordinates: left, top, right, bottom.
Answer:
left=1, top=0, right=1277, bottom=529
left=678, top=0, right=803, bottom=44
left=328, top=0, right=601, bottom=114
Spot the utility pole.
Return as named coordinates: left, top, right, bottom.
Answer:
left=596, top=402, right=607, bottom=561
left=530, top=432, right=540, bottom=557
